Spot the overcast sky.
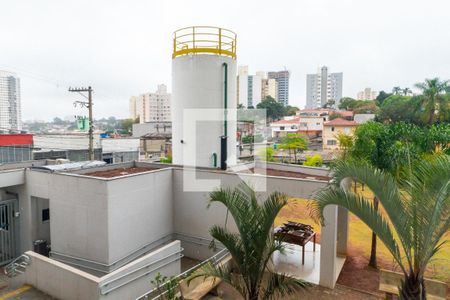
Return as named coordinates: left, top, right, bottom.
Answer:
left=1, top=0, right=449, bottom=121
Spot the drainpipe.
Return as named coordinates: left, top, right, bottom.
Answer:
left=212, top=152, right=217, bottom=168
left=220, top=63, right=228, bottom=170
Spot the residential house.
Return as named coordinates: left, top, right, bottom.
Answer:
left=322, top=118, right=357, bottom=150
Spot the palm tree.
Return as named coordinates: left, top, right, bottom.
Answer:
left=402, top=87, right=412, bottom=96
left=392, top=86, right=402, bottom=95
left=335, top=132, right=353, bottom=159
left=414, top=78, right=449, bottom=124
left=312, top=157, right=450, bottom=299
left=189, top=184, right=310, bottom=300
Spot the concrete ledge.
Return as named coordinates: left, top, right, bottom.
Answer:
left=0, top=169, right=25, bottom=187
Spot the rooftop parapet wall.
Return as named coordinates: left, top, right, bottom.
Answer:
left=255, top=161, right=330, bottom=178
left=12, top=241, right=181, bottom=300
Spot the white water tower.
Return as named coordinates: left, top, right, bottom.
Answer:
left=171, top=26, right=237, bottom=169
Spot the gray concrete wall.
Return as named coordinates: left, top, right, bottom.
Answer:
left=172, top=168, right=328, bottom=260
left=47, top=173, right=110, bottom=264
left=19, top=170, right=111, bottom=264
left=13, top=241, right=181, bottom=300
left=12, top=251, right=101, bottom=300
left=99, top=241, right=181, bottom=300
left=0, top=169, right=24, bottom=188
left=106, top=168, right=173, bottom=263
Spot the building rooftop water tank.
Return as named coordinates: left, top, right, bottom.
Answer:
left=171, top=26, right=237, bottom=169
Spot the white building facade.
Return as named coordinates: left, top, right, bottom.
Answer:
left=356, top=87, right=378, bottom=100
left=129, top=84, right=171, bottom=123
left=0, top=71, right=22, bottom=131
left=306, top=66, right=343, bottom=109
left=237, top=66, right=263, bottom=108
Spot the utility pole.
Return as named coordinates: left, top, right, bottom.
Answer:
left=69, top=86, right=94, bottom=160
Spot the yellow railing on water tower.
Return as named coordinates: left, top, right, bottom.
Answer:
left=172, top=26, right=237, bottom=59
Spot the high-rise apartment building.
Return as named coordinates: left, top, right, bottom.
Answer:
left=357, top=88, right=378, bottom=100
left=261, top=77, right=278, bottom=101
left=0, top=71, right=22, bottom=132
left=306, top=66, right=343, bottom=109
left=237, top=66, right=263, bottom=108
left=268, top=70, right=290, bottom=106
left=129, top=84, right=171, bottom=123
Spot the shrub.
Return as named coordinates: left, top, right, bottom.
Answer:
left=160, top=155, right=172, bottom=164
left=304, top=154, right=323, bottom=167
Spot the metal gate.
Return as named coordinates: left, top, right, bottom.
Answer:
left=0, top=199, right=18, bottom=265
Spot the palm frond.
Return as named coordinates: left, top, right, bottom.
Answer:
left=312, top=185, right=406, bottom=273
left=261, top=272, right=311, bottom=300
left=403, top=157, right=450, bottom=271
left=209, top=225, right=245, bottom=271
left=329, top=160, right=413, bottom=265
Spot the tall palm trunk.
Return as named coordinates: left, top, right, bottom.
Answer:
left=428, top=106, right=435, bottom=125
left=400, top=273, right=426, bottom=300
left=368, top=197, right=378, bottom=268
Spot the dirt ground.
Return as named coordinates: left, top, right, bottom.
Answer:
left=83, top=166, right=158, bottom=178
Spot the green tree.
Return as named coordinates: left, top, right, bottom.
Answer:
left=338, top=97, right=358, bottom=110
left=402, top=87, right=412, bottom=96
left=353, top=101, right=379, bottom=114
left=375, top=90, right=392, bottom=106
left=279, top=133, right=308, bottom=163
left=392, top=86, right=402, bottom=95
left=189, top=184, right=310, bottom=300
left=312, top=157, right=450, bottom=299
left=120, top=117, right=139, bottom=134
left=284, top=105, right=299, bottom=116
left=377, top=95, right=418, bottom=124
left=322, top=99, right=335, bottom=109
left=414, top=78, right=449, bottom=124
left=256, top=96, right=285, bottom=122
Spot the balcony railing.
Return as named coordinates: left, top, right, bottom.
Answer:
left=172, top=26, right=237, bottom=59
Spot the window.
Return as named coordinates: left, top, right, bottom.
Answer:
left=280, top=126, right=285, bottom=130
left=331, top=127, right=335, bottom=132
left=327, top=140, right=337, bottom=145
left=42, top=208, right=50, bottom=222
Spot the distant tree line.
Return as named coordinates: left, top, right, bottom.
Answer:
left=339, top=77, right=450, bottom=126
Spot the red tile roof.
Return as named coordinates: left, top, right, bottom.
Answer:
left=324, top=118, right=357, bottom=126
left=271, top=118, right=300, bottom=125
left=336, top=111, right=354, bottom=117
